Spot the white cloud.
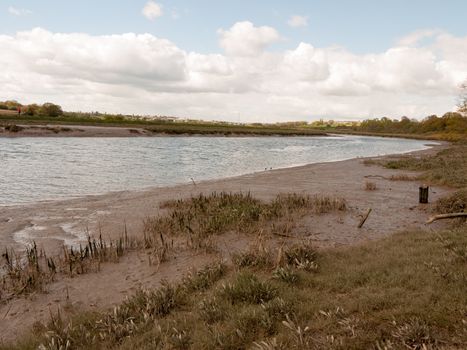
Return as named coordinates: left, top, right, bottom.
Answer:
left=397, top=29, right=442, bottom=46
left=8, top=6, right=32, bottom=16
left=142, top=1, right=163, bottom=20
left=218, top=21, right=280, bottom=56
left=288, top=15, right=308, bottom=28
left=1, top=25, right=466, bottom=122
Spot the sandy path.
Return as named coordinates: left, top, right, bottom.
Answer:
left=0, top=144, right=452, bottom=343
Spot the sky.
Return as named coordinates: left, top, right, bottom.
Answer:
left=1, top=0, right=467, bottom=122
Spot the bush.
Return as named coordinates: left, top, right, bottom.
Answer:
left=39, top=103, right=63, bottom=117
left=24, top=104, right=40, bottom=116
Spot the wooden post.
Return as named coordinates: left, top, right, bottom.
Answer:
left=419, top=185, right=429, bottom=204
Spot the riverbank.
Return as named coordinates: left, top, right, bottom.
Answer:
left=0, top=122, right=326, bottom=137
left=0, top=142, right=457, bottom=344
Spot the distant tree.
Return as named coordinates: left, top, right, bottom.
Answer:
left=4, top=100, right=22, bottom=110
left=24, top=103, right=40, bottom=116
left=457, top=82, right=467, bottom=116
left=0, top=102, right=8, bottom=110
left=39, top=103, right=63, bottom=117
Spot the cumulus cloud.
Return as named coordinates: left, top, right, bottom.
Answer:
left=288, top=15, right=308, bottom=28
left=218, top=21, right=281, bottom=56
left=142, top=1, right=163, bottom=20
left=1, top=25, right=466, bottom=121
left=8, top=6, right=32, bottom=16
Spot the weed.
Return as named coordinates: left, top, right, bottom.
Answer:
left=221, top=272, right=277, bottom=304
left=282, top=244, right=318, bottom=272
left=272, top=267, right=300, bottom=284
left=198, top=297, right=227, bottom=324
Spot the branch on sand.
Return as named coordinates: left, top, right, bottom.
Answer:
left=426, top=212, right=467, bottom=224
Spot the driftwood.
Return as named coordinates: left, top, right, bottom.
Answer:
left=426, top=212, right=467, bottom=224
left=358, top=208, right=372, bottom=228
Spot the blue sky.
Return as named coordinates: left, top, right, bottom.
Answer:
left=2, top=0, right=467, bottom=54
left=1, top=1, right=467, bottom=121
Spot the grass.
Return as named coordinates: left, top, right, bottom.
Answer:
left=1, top=232, right=139, bottom=300
left=1, top=192, right=343, bottom=299
left=380, top=144, right=467, bottom=188
left=145, top=192, right=346, bottom=250
left=4, top=227, right=466, bottom=349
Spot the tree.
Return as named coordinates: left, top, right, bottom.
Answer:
left=39, top=103, right=63, bottom=117
left=4, top=100, right=22, bottom=110
left=24, top=103, right=40, bottom=116
left=457, top=82, right=467, bottom=116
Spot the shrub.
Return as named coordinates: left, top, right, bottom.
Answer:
left=39, top=103, right=63, bottom=117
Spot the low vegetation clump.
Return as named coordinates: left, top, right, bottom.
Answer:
left=389, top=174, right=417, bottom=181
left=144, top=192, right=346, bottom=250
left=365, top=180, right=377, bottom=191
left=1, top=232, right=139, bottom=300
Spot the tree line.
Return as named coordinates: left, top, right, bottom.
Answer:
left=0, top=100, right=63, bottom=117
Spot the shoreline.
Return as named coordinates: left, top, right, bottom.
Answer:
left=0, top=135, right=441, bottom=209
left=0, top=141, right=448, bottom=250
left=0, top=141, right=453, bottom=343
left=0, top=134, right=442, bottom=210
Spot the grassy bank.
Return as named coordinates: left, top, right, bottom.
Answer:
left=0, top=114, right=326, bottom=137
left=366, top=143, right=467, bottom=188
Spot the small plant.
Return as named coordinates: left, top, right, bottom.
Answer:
left=181, top=261, right=227, bottom=292
left=262, top=297, right=294, bottom=321
left=198, top=297, right=227, bottom=324
left=282, top=314, right=311, bottom=347
left=391, top=318, right=436, bottom=349
left=365, top=181, right=377, bottom=191
left=272, top=267, right=299, bottom=284
left=232, top=233, right=274, bottom=270
left=221, top=272, right=277, bottom=304
left=282, top=244, right=318, bottom=272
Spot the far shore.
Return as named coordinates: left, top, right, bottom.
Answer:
left=0, top=122, right=328, bottom=138
left=0, top=141, right=452, bottom=342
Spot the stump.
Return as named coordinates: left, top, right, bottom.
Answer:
left=419, top=185, right=429, bottom=204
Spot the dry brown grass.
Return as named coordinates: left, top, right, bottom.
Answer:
left=365, top=181, right=377, bottom=191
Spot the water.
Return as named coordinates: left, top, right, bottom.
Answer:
left=0, top=135, right=434, bottom=205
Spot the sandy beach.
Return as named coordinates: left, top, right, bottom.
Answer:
left=0, top=143, right=452, bottom=342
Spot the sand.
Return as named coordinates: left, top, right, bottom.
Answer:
left=0, top=143, right=453, bottom=343
left=0, top=124, right=153, bottom=137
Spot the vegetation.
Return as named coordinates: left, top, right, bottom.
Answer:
left=3, top=227, right=466, bottom=349
left=375, top=144, right=467, bottom=189
left=1, top=193, right=344, bottom=299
